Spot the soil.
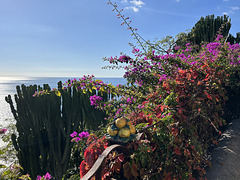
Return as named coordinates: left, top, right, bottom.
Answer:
left=205, top=118, right=240, bottom=180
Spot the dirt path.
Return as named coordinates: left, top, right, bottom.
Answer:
left=205, top=118, right=240, bottom=180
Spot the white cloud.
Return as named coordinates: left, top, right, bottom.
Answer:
left=222, top=6, right=239, bottom=15
left=130, top=0, right=145, bottom=7
left=231, top=6, right=239, bottom=10
left=123, top=0, right=145, bottom=12
left=176, top=0, right=180, bottom=2
left=223, top=10, right=234, bottom=15
left=125, top=6, right=139, bottom=12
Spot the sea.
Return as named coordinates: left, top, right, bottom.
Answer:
left=0, top=77, right=126, bottom=145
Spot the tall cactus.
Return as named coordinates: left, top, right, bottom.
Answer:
left=176, top=14, right=232, bottom=47
left=227, top=32, right=240, bottom=44
left=5, top=81, right=109, bottom=179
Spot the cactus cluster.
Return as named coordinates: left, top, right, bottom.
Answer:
left=5, top=81, right=109, bottom=179
left=107, top=117, right=136, bottom=143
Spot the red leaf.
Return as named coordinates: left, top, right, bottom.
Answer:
left=212, top=140, right=218, bottom=145
left=178, top=69, right=185, bottom=74
left=117, top=153, right=125, bottom=162
left=178, top=108, right=183, bottom=114
left=79, top=161, right=89, bottom=178
left=207, top=94, right=212, bottom=100
left=113, top=159, right=122, bottom=173
left=173, top=146, right=181, bottom=155
left=160, top=105, right=164, bottom=112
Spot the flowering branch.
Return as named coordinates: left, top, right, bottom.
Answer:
left=107, top=0, right=147, bottom=54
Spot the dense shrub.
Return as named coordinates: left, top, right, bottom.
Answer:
left=68, top=32, right=240, bottom=179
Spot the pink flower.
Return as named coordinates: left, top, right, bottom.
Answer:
left=0, top=129, right=7, bottom=134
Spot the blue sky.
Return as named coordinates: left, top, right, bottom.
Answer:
left=0, top=0, right=239, bottom=78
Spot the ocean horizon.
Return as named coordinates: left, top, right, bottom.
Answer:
left=0, top=77, right=126, bottom=128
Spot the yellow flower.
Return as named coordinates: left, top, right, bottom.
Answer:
left=55, top=90, right=61, bottom=97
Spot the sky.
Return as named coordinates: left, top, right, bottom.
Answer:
left=0, top=0, right=239, bottom=78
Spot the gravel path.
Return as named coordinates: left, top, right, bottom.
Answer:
left=205, top=118, right=240, bottom=180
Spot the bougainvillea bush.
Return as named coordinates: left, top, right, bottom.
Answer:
left=63, top=2, right=240, bottom=178
left=65, top=31, right=240, bottom=179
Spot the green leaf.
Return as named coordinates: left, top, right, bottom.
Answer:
left=119, top=137, right=129, bottom=143
left=0, top=164, right=6, bottom=168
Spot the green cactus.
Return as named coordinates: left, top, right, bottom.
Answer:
left=176, top=14, right=232, bottom=47
left=5, top=81, right=109, bottom=179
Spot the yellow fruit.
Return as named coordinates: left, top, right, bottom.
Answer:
left=127, top=121, right=136, bottom=134
left=107, top=126, right=118, bottom=136
left=129, top=124, right=136, bottom=134
left=115, top=117, right=127, bottom=128
left=118, top=128, right=131, bottom=138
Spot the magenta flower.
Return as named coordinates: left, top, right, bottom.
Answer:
left=43, top=172, right=52, bottom=180
left=159, top=74, right=168, bottom=82
left=71, top=131, right=90, bottom=142
left=116, top=108, right=123, bottom=115
left=81, top=132, right=87, bottom=137
left=89, top=95, right=103, bottom=106
left=78, top=133, right=83, bottom=138
left=126, top=97, right=133, bottom=104
left=118, top=55, right=132, bottom=63
left=75, top=137, right=81, bottom=142
left=36, top=175, right=42, bottom=180
left=216, top=34, right=223, bottom=41
left=79, top=131, right=89, bottom=138
left=85, top=131, right=90, bottom=138
left=36, top=172, right=52, bottom=180
left=70, top=131, right=77, bottom=137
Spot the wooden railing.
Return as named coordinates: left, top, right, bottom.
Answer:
left=80, top=132, right=152, bottom=180
left=80, top=144, right=130, bottom=180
